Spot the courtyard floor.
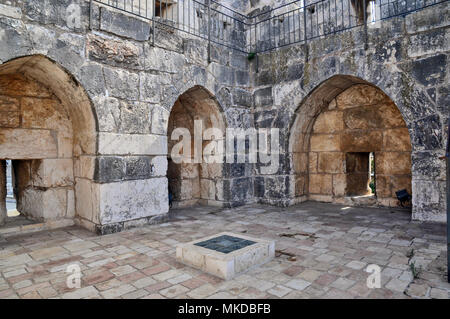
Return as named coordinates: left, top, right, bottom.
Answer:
left=0, top=202, right=448, bottom=299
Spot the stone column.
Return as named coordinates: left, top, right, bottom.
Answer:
left=0, top=160, right=6, bottom=225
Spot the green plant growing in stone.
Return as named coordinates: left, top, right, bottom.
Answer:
left=409, top=261, right=422, bottom=279
left=247, top=52, right=256, bottom=61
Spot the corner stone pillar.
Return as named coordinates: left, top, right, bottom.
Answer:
left=0, top=160, right=6, bottom=225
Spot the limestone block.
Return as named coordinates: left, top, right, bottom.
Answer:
left=75, top=178, right=100, bottom=224
left=103, top=67, right=139, bottom=100
left=0, top=128, right=57, bottom=159
left=151, top=106, right=169, bottom=135
left=100, top=8, right=151, bottom=41
left=140, top=73, right=161, bottom=103
left=343, top=106, right=384, bottom=130
left=180, top=164, right=199, bottom=179
left=318, top=152, right=345, bottom=173
left=0, top=3, right=22, bottom=19
left=309, top=152, right=318, bottom=173
left=341, top=131, right=383, bottom=152
left=31, top=159, right=74, bottom=187
left=74, top=156, right=96, bottom=179
left=309, top=174, right=332, bottom=194
left=200, top=162, right=223, bottom=179
left=0, top=111, right=19, bottom=127
left=346, top=174, right=370, bottom=196
left=375, top=152, right=411, bottom=175
left=293, top=152, right=308, bottom=174
left=21, top=97, right=69, bottom=130
left=0, top=95, right=19, bottom=112
left=383, top=128, right=412, bottom=151
left=0, top=74, right=51, bottom=98
left=378, top=103, right=407, bottom=128
left=18, top=188, right=68, bottom=221
left=332, top=174, right=347, bottom=197
left=310, top=134, right=340, bottom=152
left=336, top=84, right=388, bottom=108
left=200, top=179, right=215, bottom=200
left=67, top=189, right=75, bottom=219
left=99, top=178, right=169, bottom=224
left=295, top=175, right=307, bottom=196
left=151, top=156, right=168, bottom=177
left=313, top=110, right=344, bottom=133
left=98, top=133, right=167, bottom=155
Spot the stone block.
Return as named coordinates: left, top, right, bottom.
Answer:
left=336, top=84, right=388, bottom=109
left=75, top=178, right=100, bottom=224
left=31, top=159, right=74, bottom=187
left=103, top=67, right=139, bottom=100
left=318, top=152, right=345, bottom=173
left=200, top=179, right=215, bottom=200
left=343, top=106, right=384, bottom=130
left=313, top=110, right=344, bottom=133
left=310, top=134, right=340, bottom=152
left=18, top=188, right=68, bottom=221
left=293, top=152, right=308, bottom=174
left=0, top=128, right=57, bottom=159
left=0, top=111, right=19, bottom=128
left=0, top=3, right=22, bottom=19
left=332, top=174, right=347, bottom=197
left=99, top=178, right=169, bottom=224
left=383, top=128, right=412, bottom=151
left=98, top=133, right=167, bottom=156
left=254, top=87, right=273, bottom=108
left=100, top=8, right=151, bottom=41
left=151, top=156, right=168, bottom=177
left=309, top=174, right=332, bottom=195
left=341, top=131, right=383, bottom=152
left=375, top=152, right=411, bottom=175
left=176, top=232, right=274, bottom=280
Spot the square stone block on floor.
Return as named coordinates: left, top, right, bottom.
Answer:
left=176, top=232, right=275, bottom=280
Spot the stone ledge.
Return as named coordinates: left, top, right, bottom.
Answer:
left=176, top=232, right=275, bottom=280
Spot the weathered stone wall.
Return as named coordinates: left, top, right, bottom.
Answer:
left=0, top=0, right=447, bottom=233
left=0, top=0, right=253, bottom=233
left=252, top=2, right=449, bottom=222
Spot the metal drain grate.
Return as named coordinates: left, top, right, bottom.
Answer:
left=195, top=235, right=256, bottom=254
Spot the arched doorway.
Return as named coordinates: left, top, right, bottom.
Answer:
left=0, top=55, right=97, bottom=227
left=290, top=76, right=412, bottom=208
left=167, top=86, right=226, bottom=208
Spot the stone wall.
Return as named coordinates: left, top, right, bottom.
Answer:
left=0, top=0, right=447, bottom=233
left=0, top=0, right=253, bottom=233
left=252, top=2, right=449, bottom=222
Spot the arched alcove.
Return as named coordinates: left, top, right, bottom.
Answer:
left=167, top=86, right=226, bottom=208
left=0, top=55, right=97, bottom=226
left=289, top=75, right=412, bottom=208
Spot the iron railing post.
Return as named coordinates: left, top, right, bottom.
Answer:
left=152, top=0, right=155, bottom=46
left=207, top=0, right=211, bottom=64
left=303, top=1, right=308, bottom=62
left=363, top=0, right=368, bottom=50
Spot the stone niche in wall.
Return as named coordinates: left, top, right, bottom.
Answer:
left=0, top=73, right=75, bottom=222
left=307, top=84, right=412, bottom=207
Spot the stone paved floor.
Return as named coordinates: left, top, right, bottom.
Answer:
left=0, top=202, right=448, bottom=299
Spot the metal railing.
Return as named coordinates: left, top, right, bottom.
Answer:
left=92, top=0, right=448, bottom=55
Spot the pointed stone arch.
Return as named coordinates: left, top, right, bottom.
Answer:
left=289, top=75, right=413, bottom=210
left=0, top=55, right=98, bottom=227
